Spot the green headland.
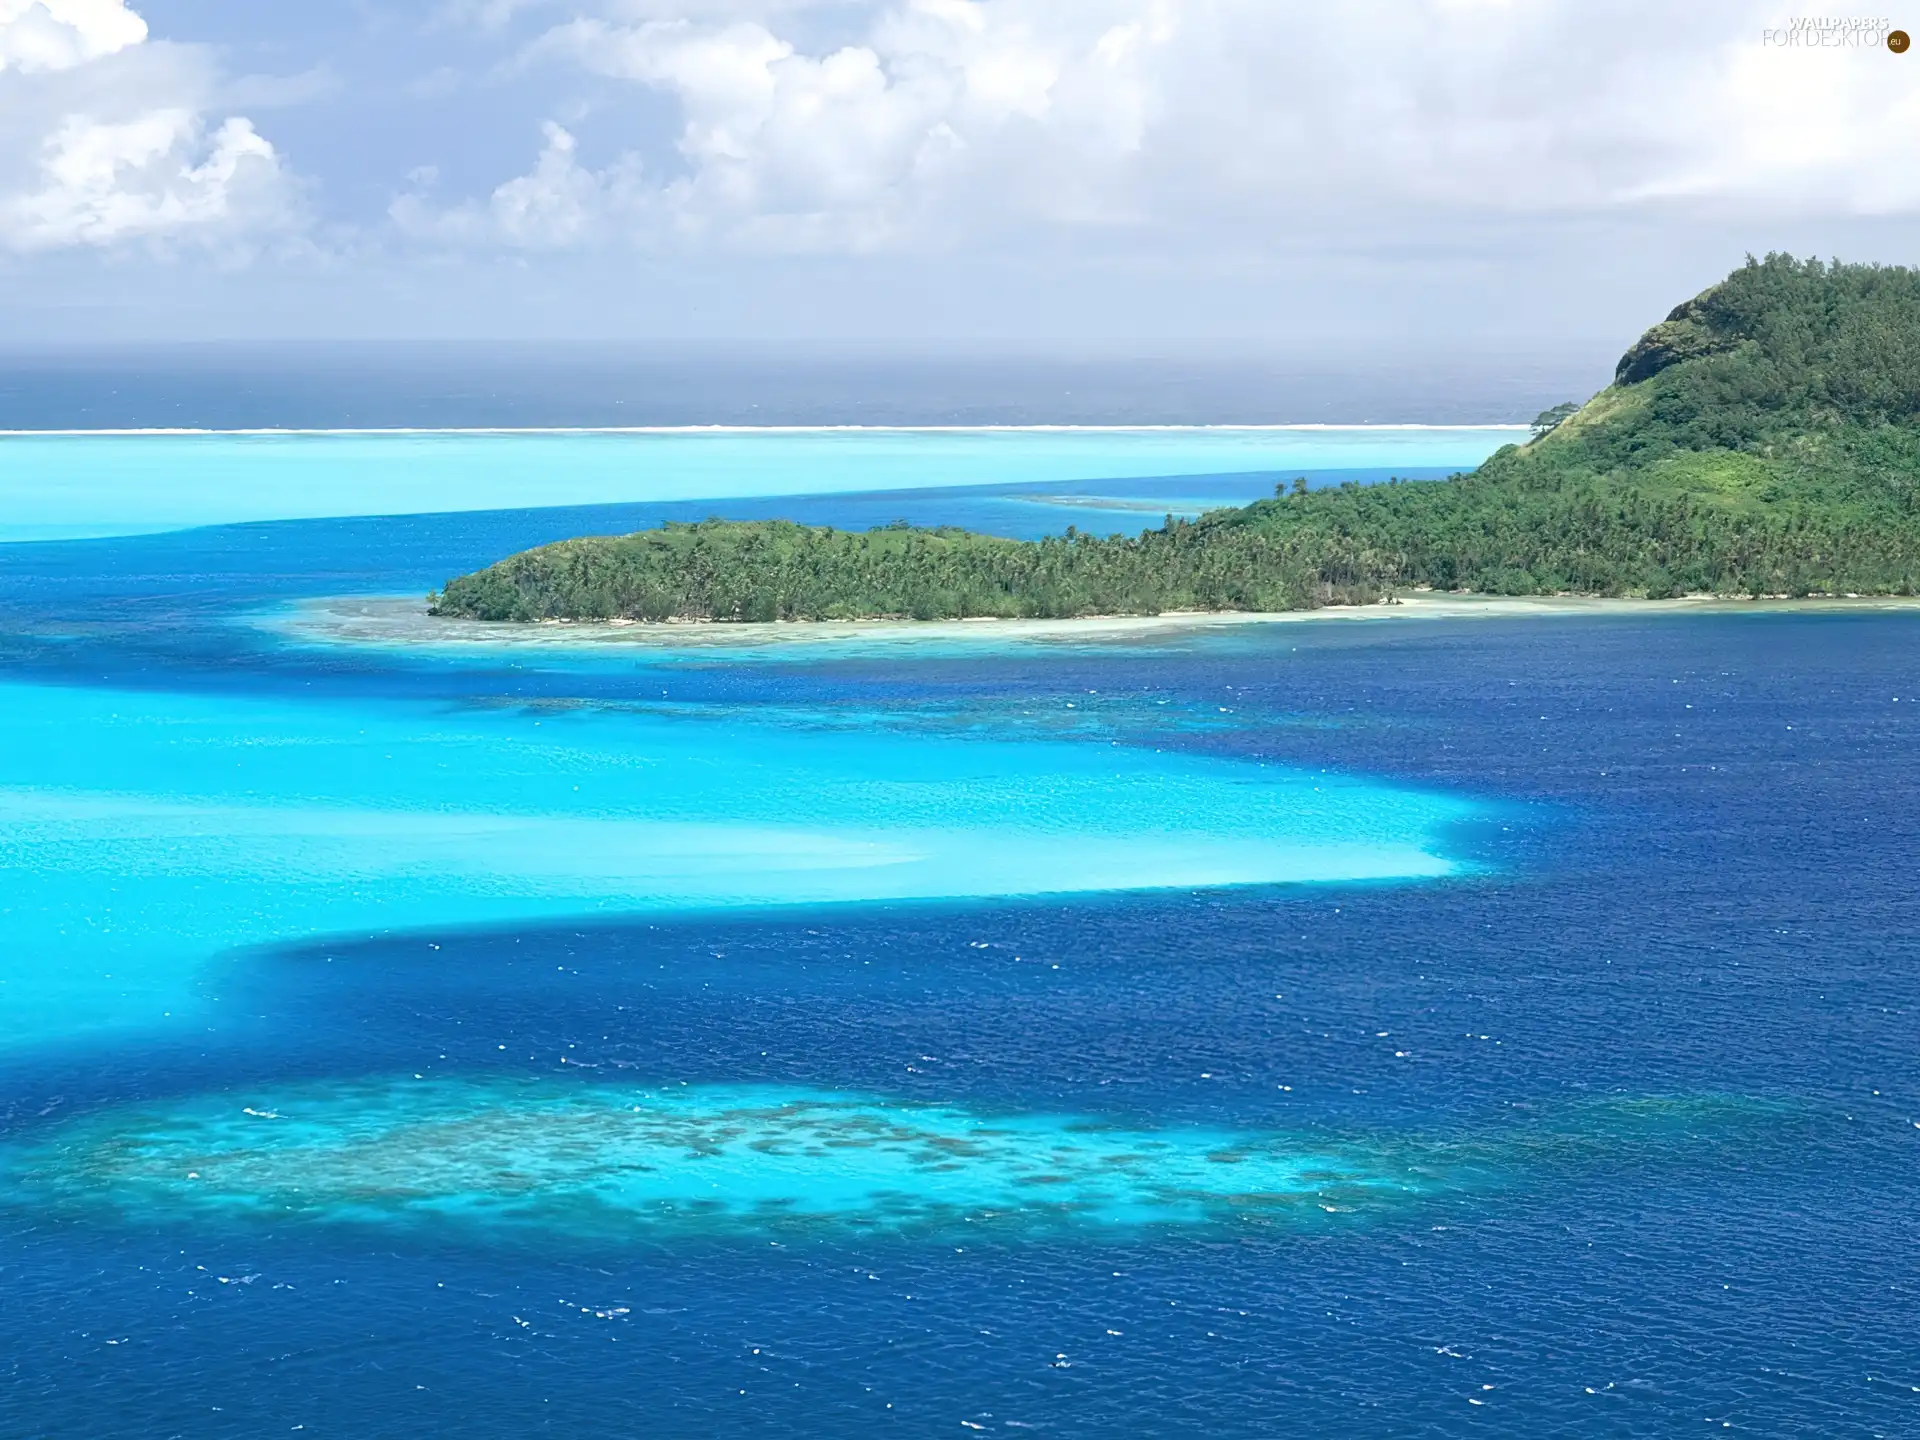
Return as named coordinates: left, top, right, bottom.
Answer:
left=431, top=255, right=1920, bottom=623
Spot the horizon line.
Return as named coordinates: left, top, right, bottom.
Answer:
left=0, top=423, right=1533, bottom=438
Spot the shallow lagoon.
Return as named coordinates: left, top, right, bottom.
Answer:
left=0, top=678, right=1471, bottom=1046
left=0, top=425, right=1519, bottom=540
left=2, top=440, right=1918, bottom=1435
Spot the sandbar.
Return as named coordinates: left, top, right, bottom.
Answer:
left=262, top=591, right=1920, bottom=656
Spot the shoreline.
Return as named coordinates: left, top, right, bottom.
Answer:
left=265, top=591, right=1920, bottom=654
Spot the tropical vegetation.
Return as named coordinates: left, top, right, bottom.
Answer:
left=432, top=254, right=1920, bottom=621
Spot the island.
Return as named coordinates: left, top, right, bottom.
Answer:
left=430, top=254, right=1920, bottom=624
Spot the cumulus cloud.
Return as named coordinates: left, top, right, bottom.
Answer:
left=416, top=0, right=1920, bottom=254
left=520, top=0, right=1176, bottom=248
left=5, top=111, right=287, bottom=249
left=392, top=121, right=646, bottom=247
left=0, top=0, right=297, bottom=252
left=0, top=0, right=146, bottom=73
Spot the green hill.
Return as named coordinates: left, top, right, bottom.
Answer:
left=431, top=254, right=1920, bottom=623
left=425, top=516, right=1389, bottom=622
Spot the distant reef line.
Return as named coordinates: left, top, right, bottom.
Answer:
left=0, top=422, right=1533, bottom=438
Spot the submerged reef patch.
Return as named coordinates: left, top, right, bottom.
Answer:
left=3, top=1078, right=1796, bottom=1244
left=8, top=1078, right=1437, bottom=1240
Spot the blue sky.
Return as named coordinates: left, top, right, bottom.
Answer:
left=0, top=2, right=1914, bottom=347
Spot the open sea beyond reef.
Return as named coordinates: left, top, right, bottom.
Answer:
left=1, top=428, right=1917, bottom=1438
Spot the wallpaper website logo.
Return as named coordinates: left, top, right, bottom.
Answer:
left=1762, top=15, right=1909, bottom=48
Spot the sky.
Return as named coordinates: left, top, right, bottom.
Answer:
left=0, top=1, right=1915, bottom=352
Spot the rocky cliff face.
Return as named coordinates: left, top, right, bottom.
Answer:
left=1613, top=290, right=1736, bottom=385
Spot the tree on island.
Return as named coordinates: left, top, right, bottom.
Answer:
left=433, top=254, right=1920, bottom=622
left=1530, top=402, right=1580, bottom=439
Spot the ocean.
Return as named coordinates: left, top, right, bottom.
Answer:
left=0, top=429, right=1916, bottom=1437
left=0, top=344, right=1603, bottom=431
left=0, top=427, right=1517, bottom=542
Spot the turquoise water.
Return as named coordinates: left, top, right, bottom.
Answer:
left=0, top=427, right=1520, bottom=539
left=5, top=1076, right=1792, bottom=1245
left=0, top=679, right=1474, bottom=1049
left=7, top=1078, right=1437, bottom=1238
left=8, top=438, right=1910, bottom=1434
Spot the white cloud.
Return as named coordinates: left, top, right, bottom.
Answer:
left=525, top=0, right=1175, bottom=247
left=392, top=121, right=645, bottom=247
left=5, top=110, right=290, bottom=249
left=0, top=0, right=146, bottom=73
left=1620, top=23, right=1920, bottom=214
left=422, top=0, right=1920, bottom=255
left=0, top=0, right=297, bottom=252
left=1152, top=2, right=1920, bottom=220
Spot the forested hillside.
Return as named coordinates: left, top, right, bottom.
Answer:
left=433, top=255, right=1920, bottom=622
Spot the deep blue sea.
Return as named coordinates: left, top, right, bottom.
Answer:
left=1, top=442, right=1918, bottom=1437
left=0, top=345, right=1602, bottom=430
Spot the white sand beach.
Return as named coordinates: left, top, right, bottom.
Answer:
left=264, top=591, right=1920, bottom=656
